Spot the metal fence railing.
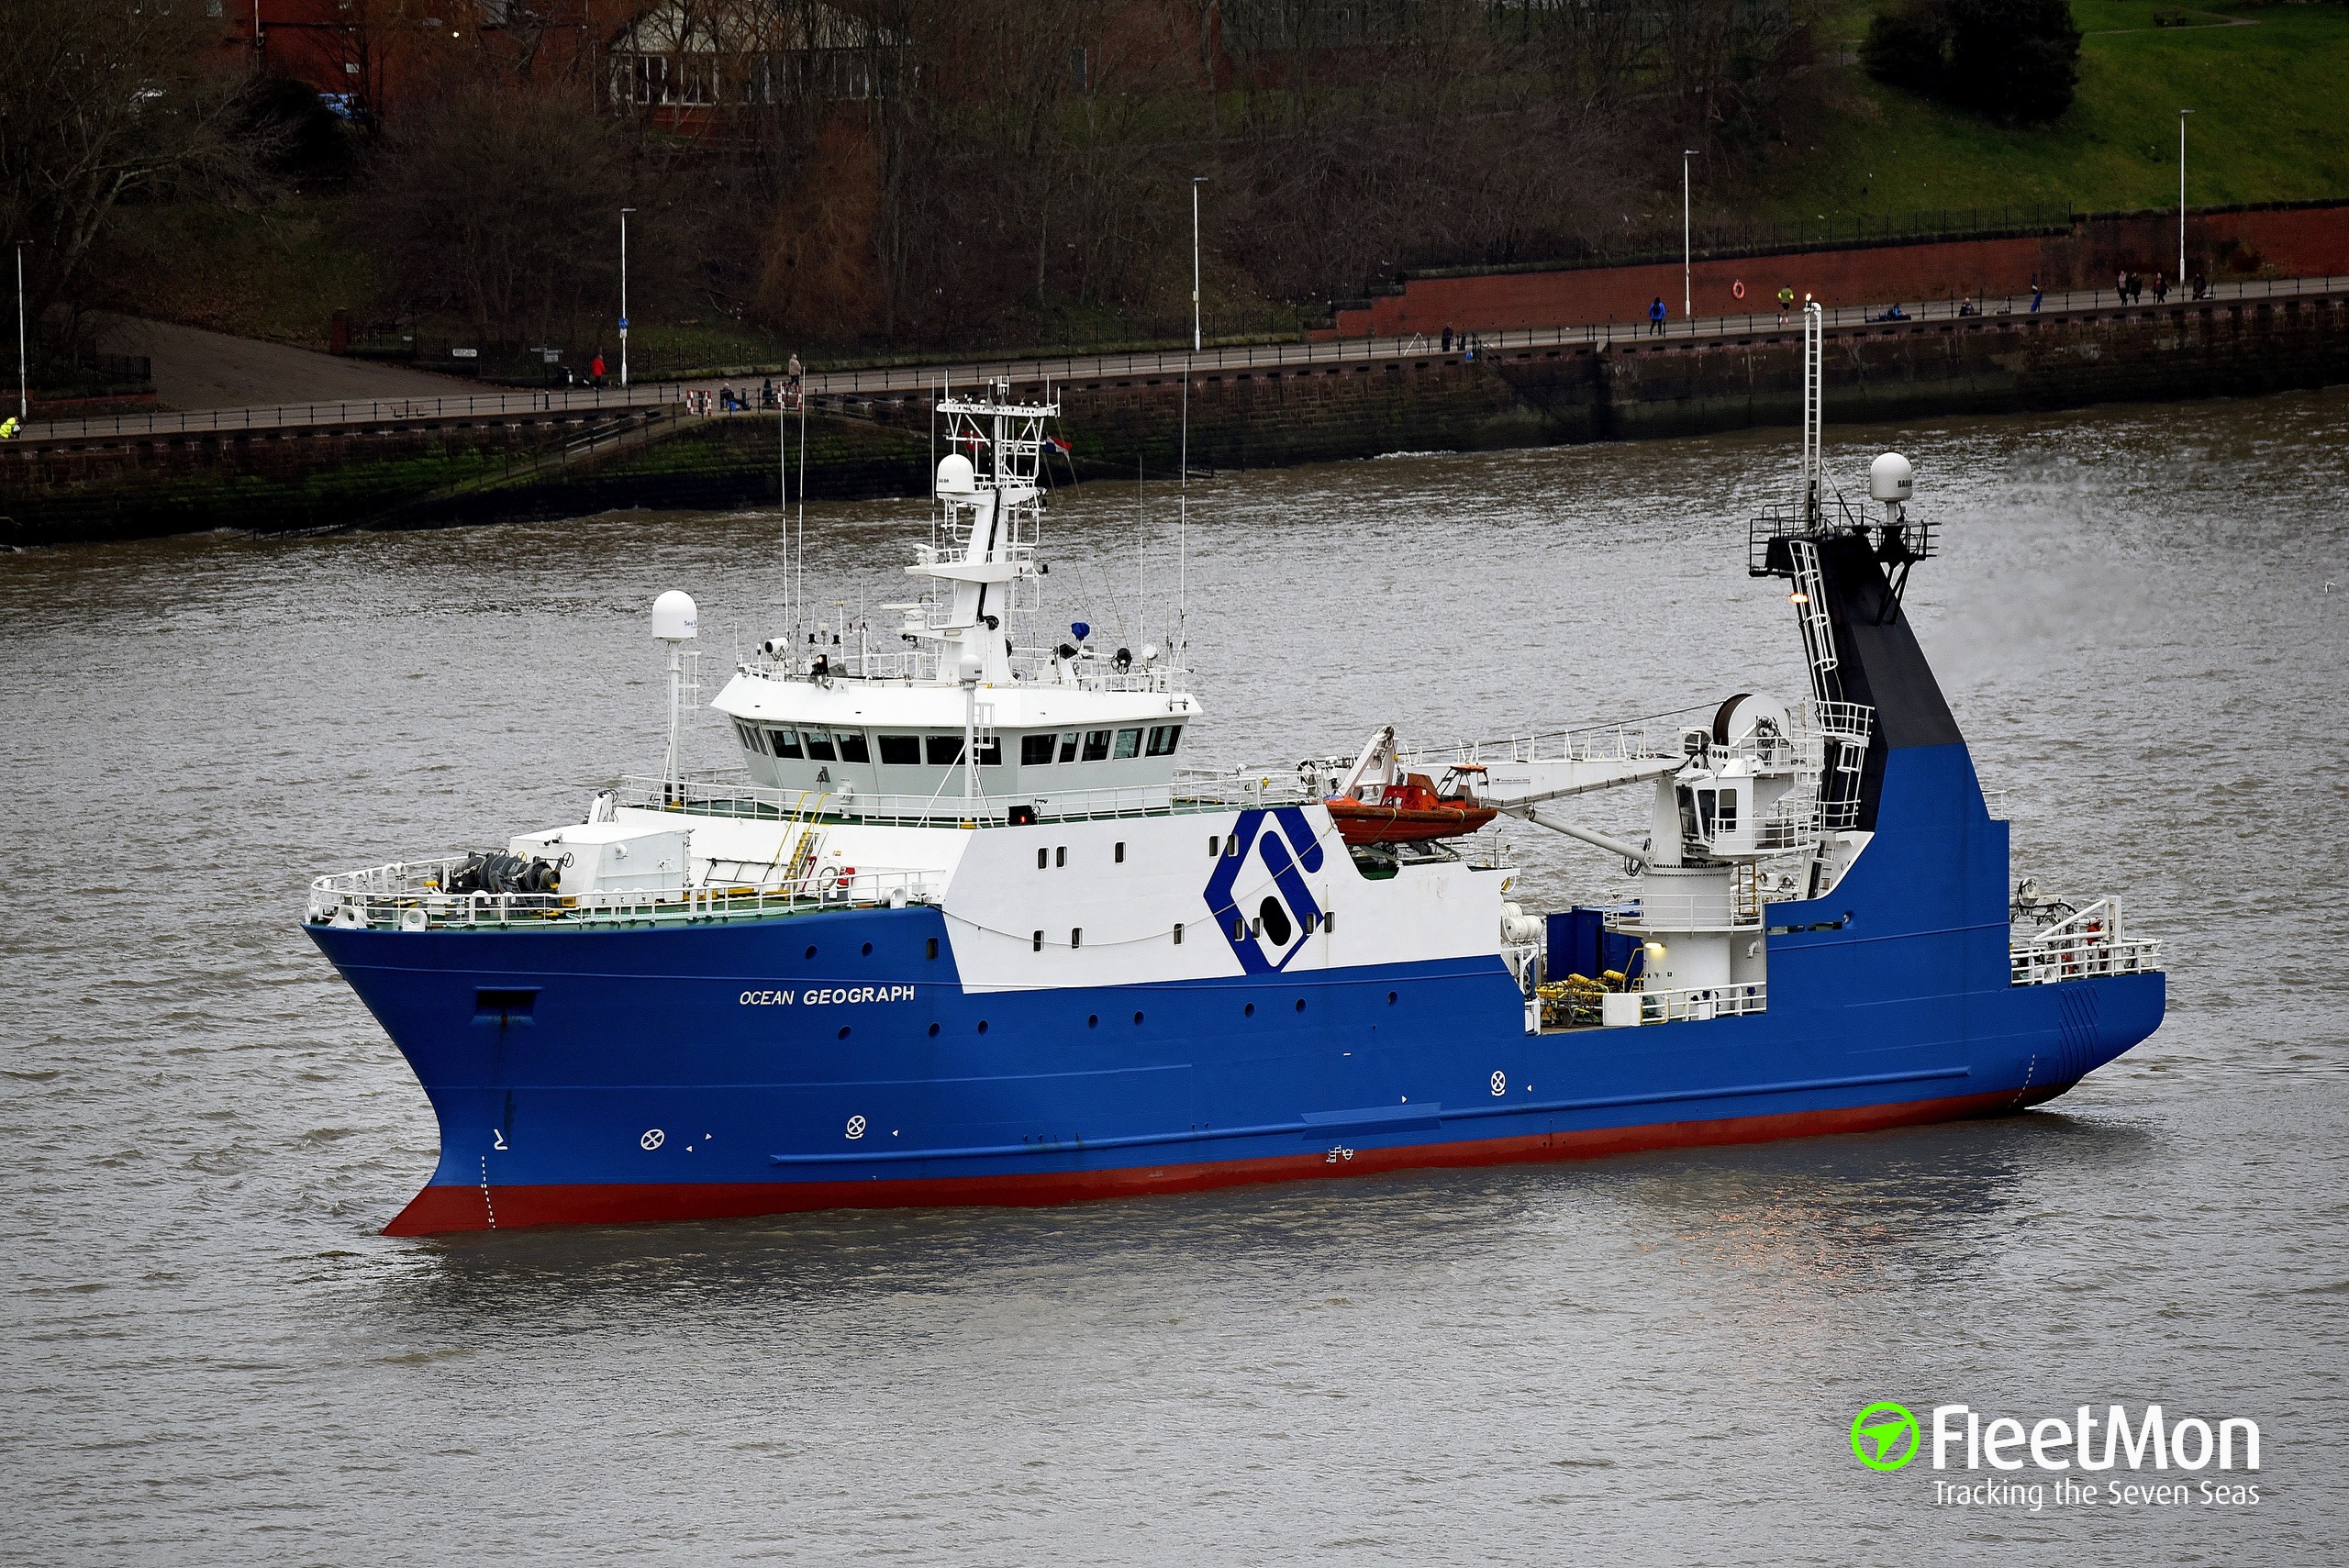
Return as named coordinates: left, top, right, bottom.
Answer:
left=17, top=272, right=2344, bottom=446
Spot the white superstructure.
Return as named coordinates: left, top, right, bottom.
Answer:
left=711, top=382, right=1197, bottom=820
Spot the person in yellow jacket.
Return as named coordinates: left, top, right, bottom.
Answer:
left=1776, top=284, right=1796, bottom=328
left=0, top=416, right=19, bottom=439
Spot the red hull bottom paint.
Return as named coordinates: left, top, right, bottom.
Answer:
left=384, top=1085, right=2061, bottom=1236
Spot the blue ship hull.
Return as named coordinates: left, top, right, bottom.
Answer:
left=308, top=528, right=2165, bottom=1233
left=309, top=739, right=2163, bottom=1235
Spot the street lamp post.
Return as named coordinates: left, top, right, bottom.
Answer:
left=1683, top=150, right=1698, bottom=321
left=15, top=241, right=27, bottom=423
left=2177, top=110, right=2193, bottom=284
left=619, top=206, right=635, bottom=388
left=1190, top=177, right=1208, bottom=352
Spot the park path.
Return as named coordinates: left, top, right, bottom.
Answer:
left=93, top=315, right=465, bottom=411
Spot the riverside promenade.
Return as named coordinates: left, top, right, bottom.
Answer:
left=6, top=272, right=2345, bottom=546
left=17, top=273, right=2346, bottom=447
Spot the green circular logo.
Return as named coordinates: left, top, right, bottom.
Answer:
left=1850, top=1402, right=1921, bottom=1471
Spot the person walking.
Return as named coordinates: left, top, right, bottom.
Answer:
left=1776, top=284, right=1795, bottom=327
left=589, top=351, right=607, bottom=388
left=1441, top=325, right=1453, bottom=351
left=761, top=376, right=775, bottom=409
left=2030, top=273, right=2043, bottom=313
left=786, top=352, right=803, bottom=396
left=1648, top=296, right=1666, bottom=337
left=2153, top=272, right=2168, bottom=304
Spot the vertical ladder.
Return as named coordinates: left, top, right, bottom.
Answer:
left=1787, top=538, right=1841, bottom=706
left=1798, top=302, right=1824, bottom=524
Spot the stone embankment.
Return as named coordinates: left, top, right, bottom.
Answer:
left=5, top=284, right=2344, bottom=548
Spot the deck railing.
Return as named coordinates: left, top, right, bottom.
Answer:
left=2010, top=897, right=2163, bottom=985
left=306, top=854, right=941, bottom=931
left=612, top=769, right=1318, bottom=827
left=1636, top=982, right=1768, bottom=1023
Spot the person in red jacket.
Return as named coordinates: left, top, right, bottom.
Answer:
left=589, top=352, right=607, bottom=388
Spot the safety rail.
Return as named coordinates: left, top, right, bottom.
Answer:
left=2010, top=898, right=2163, bottom=985
left=1605, top=891, right=1764, bottom=932
left=735, top=646, right=1192, bottom=694
left=1635, top=983, right=1768, bottom=1024
left=305, top=854, right=941, bottom=932
left=612, top=769, right=1317, bottom=828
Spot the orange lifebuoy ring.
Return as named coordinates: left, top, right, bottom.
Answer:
left=1731, top=280, right=1746, bottom=301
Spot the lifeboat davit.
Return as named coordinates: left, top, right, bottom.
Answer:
left=1326, top=765, right=1497, bottom=846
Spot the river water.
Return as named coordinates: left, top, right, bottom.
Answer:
left=4, top=389, right=2345, bottom=1562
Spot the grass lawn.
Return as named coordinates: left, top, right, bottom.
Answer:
left=1743, top=0, right=2349, bottom=225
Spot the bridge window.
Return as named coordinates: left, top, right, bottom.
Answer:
left=769, top=727, right=803, bottom=759
left=1021, top=733, right=1056, bottom=765
left=1081, top=729, right=1111, bottom=762
left=1146, top=724, right=1183, bottom=756
left=878, top=735, right=920, bottom=765
left=835, top=731, right=871, bottom=763
left=1113, top=728, right=1142, bottom=760
left=925, top=735, right=963, bottom=766
left=803, top=729, right=838, bottom=762
left=1058, top=731, right=1079, bottom=762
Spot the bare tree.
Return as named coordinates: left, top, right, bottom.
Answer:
left=0, top=1, right=260, bottom=367
left=370, top=84, right=627, bottom=349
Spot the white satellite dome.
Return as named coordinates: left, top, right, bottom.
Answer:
left=935, top=453, right=976, bottom=495
left=651, top=589, right=698, bottom=642
left=1869, top=451, right=1915, bottom=504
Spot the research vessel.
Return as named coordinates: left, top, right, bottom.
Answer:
left=306, top=314, right=2165, bottom=1235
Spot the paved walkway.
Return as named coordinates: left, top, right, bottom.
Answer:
left=16, top=274, right=2343, bottom=445
left=92, top=315, right=466, bottom=412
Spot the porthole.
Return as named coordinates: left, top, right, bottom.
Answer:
left=838, top=1026, right=852, bottom=1040
left=977, top=1019, right=990, bottom=1034
left=928, top=1022, right=941, bottom=1038
left=1295, top=997, right=1306, bottom=1013
left=926, top=937, right=939, bottom=960
left=1208, top=835, right=1219, bottom=857
left=1387, top=991, right=1398, bottom=1005
left=1038, top=848, right=1049, bottom=869
left=861, top=941, right=873, bottom=957
left=1244, top=1002, right=1256, bottom=1018
left=1056, top=846, right=1067, bottom=868
left=1087, top=1014, right=1099, bottom=1029
left=805, top=945, right=818, bottom=960
left=1132, top=1011, right=1144, bottom=1025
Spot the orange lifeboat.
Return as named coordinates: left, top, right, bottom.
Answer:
left=1326, top=765, right=1498, bottom=846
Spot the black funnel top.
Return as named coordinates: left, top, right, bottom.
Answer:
left=1812, top=531, right=1963, bottom=753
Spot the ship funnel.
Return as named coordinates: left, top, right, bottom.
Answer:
left=651, top=590, right=698, bottom=642
left=1869, top=452, right=1914, bottom=505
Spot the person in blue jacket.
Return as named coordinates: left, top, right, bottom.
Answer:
left=1648, top=296, right=1667, bottom=336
